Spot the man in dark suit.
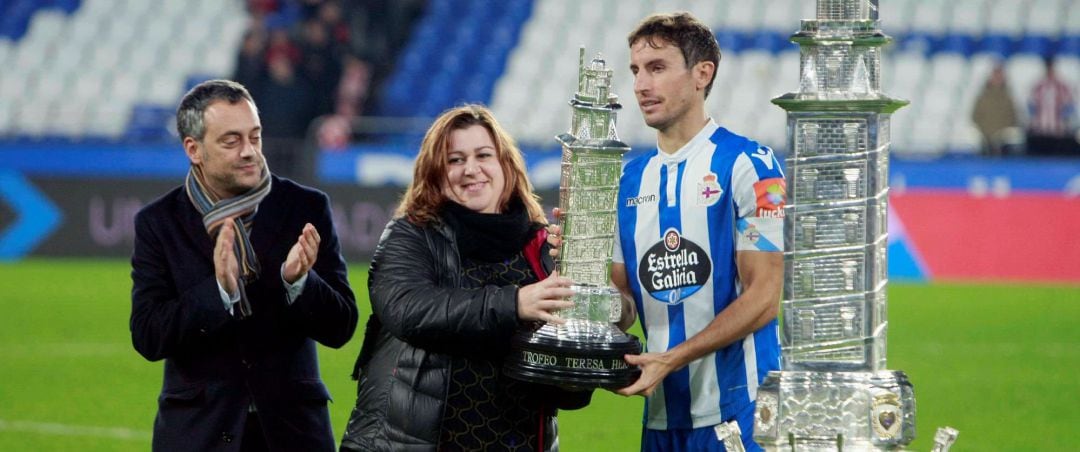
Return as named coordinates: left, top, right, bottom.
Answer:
left=130, top=79, right=358, bottom=451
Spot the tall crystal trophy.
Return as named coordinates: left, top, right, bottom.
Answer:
left=503, top=48, right=642, bottom=389
left=753, top=1, right=956, bottom=450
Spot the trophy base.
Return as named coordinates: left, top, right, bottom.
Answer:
left=753, top=370, right=916, bottom=451
left=503, top=323, right=642, bottom=390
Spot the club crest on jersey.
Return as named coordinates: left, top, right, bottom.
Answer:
left=753, top=178, right=786, bottom=218
left=743, top=223, right=760, bottom=244
left=697, top=173, right=723, bottom=206
left=638, top=228, right=712, bottom=305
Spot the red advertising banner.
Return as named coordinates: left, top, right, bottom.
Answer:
left=891, top=190, right=1080, bottom=283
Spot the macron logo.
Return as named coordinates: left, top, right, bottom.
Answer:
left=750, top=146, right=776, bottom=170
left=626, top=194, right=658, bottom=207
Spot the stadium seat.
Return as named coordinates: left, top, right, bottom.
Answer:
left=125, top=104, right=175, bottom=142
left=940, top=0, right=987, bottom=56
left=1055, top=55, right=1080, bottom=96
left=927, top=53, right=969, bottom=91
left=105, top=72, right=141, bottom=106
left=721, top=0, right=759, bottom=32
left=70, top=70, right=107, bottom=105
left=0, top=36, right=11, bottom=64
left=0, top=0, right=1074, bottom=159
left=879, top=0, right=915, bottom=36
left=142, top=71, right=185, bottom=106
left=49, top=102, right=87, bottom=137
left=53, top=0, right=82, bottom=14
left=948, top=120, right=983, bottom=155
left=84, top=102, right=129, bottom=138
left=0, top=99, right=15, bottom=136
left=1006, top=53, right=1048, bottom=117
left=0, top=0, right=38, bottom=40
left=15, top=99, right=51, bottom=137
left=1025, top=0, right=1066, bottom=38
left=905, top=1, right=949, bottom=54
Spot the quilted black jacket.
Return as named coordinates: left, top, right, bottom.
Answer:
left=340, top=217, right=591, bottom=451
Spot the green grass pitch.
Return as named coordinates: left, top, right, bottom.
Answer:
left=1, top=259, right=1077, bottom=450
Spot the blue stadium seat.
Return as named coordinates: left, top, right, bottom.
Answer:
left=52, top=0, right=80, bottom=14
left=504, top=0, right=532, bottom=24
left=0, top=0, right=37, bottom=40
left=899, top=32, right=937, bottom=55
left=183, top=74, right=217, bottom=94
left=125, top=105, right=175, bottom=143
left=749, top=30, right=791, bottom=54
left=939, top=33, right=977, bottom=56
left=1016, top=35, right=1055, bottom=58
left=1056, top=35, right=1080, bottom=56
left=714, top=30, right=745, bottom=54
left=375, top=0, right=532, bottom=118
left=979, top=34, right=1016, bottom=58
left=418, top=72, right=456, bottom=117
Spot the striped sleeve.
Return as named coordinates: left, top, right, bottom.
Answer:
left=732, top=146, right=785, bottom=252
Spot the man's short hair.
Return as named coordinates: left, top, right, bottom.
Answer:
left=176, top=80, right=256, bottom=141
left=628, top=12, right=722, bottom=98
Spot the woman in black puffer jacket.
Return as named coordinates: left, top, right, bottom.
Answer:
left=340, top=105, right=592, bottom=452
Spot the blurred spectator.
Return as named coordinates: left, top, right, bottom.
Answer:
left=258, top=54, right=319, bottom=182
left=234, top=29, right=268, bottom=95
left=317, top=55, right=372, bottom=150
left=265, top=27, right=302, bottom=69
left=316, top=1, right=351, bottom=46
left=234, top=0, right=424, bottom=148
left=260, top=55, right=319, bottom=139
left=1026, top=57, right=1079, bottom=156
left=299, top=17, right=343, bottom=117
left=344, top=0, right=426, bottom=115
left=247, top=0, right=279, bottom=20
left=971, top=63, right=1021, bottom=157
left=336, top=55, right=371, bottom=118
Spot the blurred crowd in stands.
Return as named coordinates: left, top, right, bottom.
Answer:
left=224, top=0, right=1078, bottom=160
left=972, top=56, right=1078, bottom=157
left=233, top=0, right=424, bottom=153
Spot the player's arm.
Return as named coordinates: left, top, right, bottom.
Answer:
left=659, top=250, right=780, bottom=365
left=667, top=148, right=786, bottom=372
left=611, top=262, right=637, bottom=332
left=617, top=251, right=781, bottom=396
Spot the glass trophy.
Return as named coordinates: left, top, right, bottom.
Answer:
left=503, top=48, right=642, bottom=389
left=755, top=1, right=957, bottom=450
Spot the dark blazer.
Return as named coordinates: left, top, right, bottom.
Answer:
left=131, top=175, right=358, bottom=452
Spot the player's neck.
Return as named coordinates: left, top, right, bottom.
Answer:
left=657, top=112, right=709, bottom=155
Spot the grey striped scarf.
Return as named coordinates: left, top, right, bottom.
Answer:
left=184, top=164, right=272, bottom=318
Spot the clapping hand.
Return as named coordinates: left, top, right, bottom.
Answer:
left=214, top=218, right=239, bottom=295
left=283, top=223, right=320, bottom=284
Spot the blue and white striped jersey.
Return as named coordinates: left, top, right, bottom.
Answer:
left=614, top=120, right=785, bottom=430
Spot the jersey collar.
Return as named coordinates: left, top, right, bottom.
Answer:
left=657, top=118, right=720, bottom=165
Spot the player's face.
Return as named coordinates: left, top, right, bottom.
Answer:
left=186, top=99, right=265, bottom=198
left=630, top=38, right=702, bottom=132
left=442, top=124, right=506, bottom=214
